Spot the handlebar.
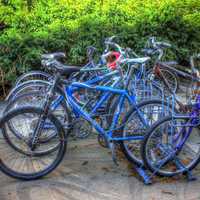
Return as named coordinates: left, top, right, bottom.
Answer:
left=148, top=37, right=171, bottom=49
left=104, top=36, right=139, bottom=58
left=104, top=41, right=123, bottom=54
left=86, top=46, right=97, bottom=62
left=155, top=42, right=171, bottom=48
left=105, top=36, right=117, bottom=43
left=144, top=37, right=172, bottom=60
left=86, top=46, right=96, bottom=56
left=104, top=36, right=123, bottom=54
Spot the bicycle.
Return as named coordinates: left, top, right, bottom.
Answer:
left=142, top=37, right=179, bottom=93
left=141, top=54, right=200, bottom=177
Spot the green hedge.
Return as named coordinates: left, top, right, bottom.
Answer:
left=0, top=0, right=200, bottom=95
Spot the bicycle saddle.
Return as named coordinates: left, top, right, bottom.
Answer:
left=42, top=59, right=80, bottom=76
left=162, top=61, right=178, bottom=66
left=123, top=57, right=150, bottom=64
left=41, top=52, right=66, bottom=60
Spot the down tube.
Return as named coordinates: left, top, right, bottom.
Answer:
left=108, top=94, right=125, bottom=138
left=66, top=87, right=106, bottom=135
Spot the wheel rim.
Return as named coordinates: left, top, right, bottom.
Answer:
left=0, top=108, right=66, bottom=177
left=145, top=117, right=200, bottom=175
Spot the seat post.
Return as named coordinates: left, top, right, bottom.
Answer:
left=124, top=65, right=136, bottom=90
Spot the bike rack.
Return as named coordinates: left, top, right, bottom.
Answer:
left=173, top=157, right=197, bottom=181
left=185, top=171, right=197, bottom=181
left=133, top=163, right=197, bottom=185
left=134, top=165, right=152, bottom=185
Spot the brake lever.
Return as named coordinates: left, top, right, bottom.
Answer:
left=105, top=35, right=117, bottom=43
left=154, top=42, right=171, bottom=49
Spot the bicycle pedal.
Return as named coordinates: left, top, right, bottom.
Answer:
left=112, top=155, right=119, bottom=166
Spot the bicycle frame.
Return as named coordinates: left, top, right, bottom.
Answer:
left=64, top=81, right=150, bottom=142
left=157, top=61, right=195, bottom=80
left=50, top=69, right=120, bottom=111
left=39, top=61, right=161, bottom=143
left=50, top=62, right=150, bottom=112
left=31, top=53, right=161, bottom=145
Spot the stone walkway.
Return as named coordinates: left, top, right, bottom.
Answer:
left=0, top=138, right=200, bottom=200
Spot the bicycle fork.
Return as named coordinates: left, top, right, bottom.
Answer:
left=28, top=74, right=60, bottom=151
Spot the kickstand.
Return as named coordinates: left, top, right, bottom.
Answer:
left=134, top=165, right=152, bottom=185
left=108, top=141, right=119, bottom=166
left=185, top=170, right=197, bottom=181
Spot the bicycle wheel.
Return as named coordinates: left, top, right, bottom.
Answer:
left=6, top=80, right=51, bottom=101
left=4, top=91, right=71, bottom=143
left=141, top=116, right=200, bottom=176
left=119, top=99, right=176, bottom=166
left=104, top=80, right=163, bottom=132
left=148, top=68, right=179, bottom=93
left=15, top=71, right=51, bottom=86
left=0, top=106, right=67, bottom=180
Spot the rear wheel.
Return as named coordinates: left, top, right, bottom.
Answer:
left=119, top=99, right=176, bottom=166
left=15, top=71, right=51, bottom=86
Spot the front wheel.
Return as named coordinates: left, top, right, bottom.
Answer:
left=0, top=106, right=67, bottom=180
left=141, top=116, right=200, bottom=177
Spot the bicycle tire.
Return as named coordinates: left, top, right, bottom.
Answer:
left=141, top=115, right=200, bottom=176
left=0, top=106, right=67, bottom=180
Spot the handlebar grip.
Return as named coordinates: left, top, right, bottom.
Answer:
left=155, top=42, right=171, bottom=48
left=162, top=42, right=171, bottom=48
